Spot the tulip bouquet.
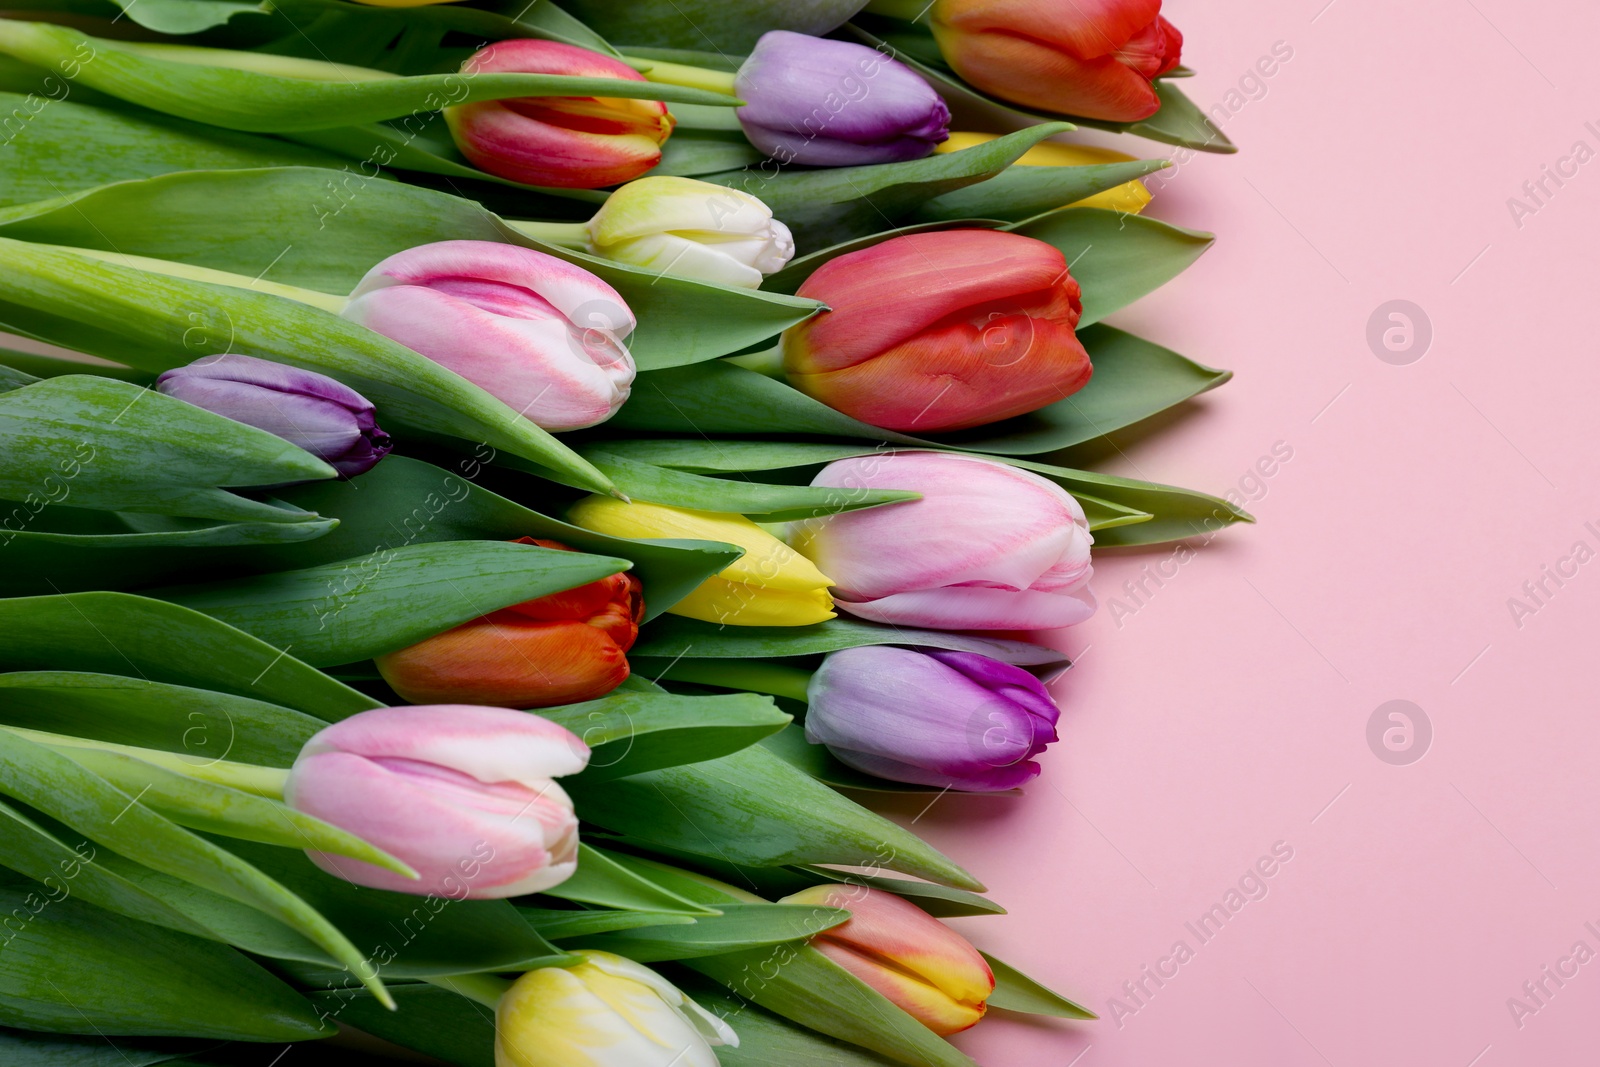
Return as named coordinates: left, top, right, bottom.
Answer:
left=0, top=0, right=1247, bottom=1064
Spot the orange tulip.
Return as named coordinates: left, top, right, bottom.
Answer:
left=782, top=884, right=994, bottom=1034
left=376, top=538, right=643, bottom=708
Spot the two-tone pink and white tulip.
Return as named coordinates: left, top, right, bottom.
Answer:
left=790, top=452, right=1095, bottom=630
left=780, top=884, right=994, bottom=1035
left=342, top=240, right=636, bottom=431
left=283, top=705, right=588, bottom=899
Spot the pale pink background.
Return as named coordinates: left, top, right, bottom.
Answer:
left=884, top=1, right=1600, bottom=1064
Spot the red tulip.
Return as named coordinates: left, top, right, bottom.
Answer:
left=782, top=229, right=1090, bottom=433
left=375, top=538, right=643, bottom=707
left=930, top=0, right=1183, bottom=122
left=445, top=40, right=674, bottom=188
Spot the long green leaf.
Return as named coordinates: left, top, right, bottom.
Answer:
left=540, top=843, right=720, bottom=916
left=308, top=984, right=493, bottom=1067
left=912, top=158, right=1171, bottom=223
left=0, top=168, right=822, bottom=369
left=0, top=593, right=378, bottom=720
left=541, top=690, right=793, bottom=782
left=561, top=903, right=851, bottom=962
left=567, top=745, right=981, bottom=889
left=0, top=240, right=617, bottom=494
left=0, top=871, right=325, bottom=1040
left=151, top=540, right=631, bottom=667
left=683, top=979, right=906, bottom=1067
left=982, top=952, right=1095, bottom=1020
left=0, top=22, right=736, bottom=133
left=0, top=374, right=334, bottom=525
left=0, top=731, right=392, bottom=1005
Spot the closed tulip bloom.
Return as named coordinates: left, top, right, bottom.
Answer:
left=780, top=885, right=993, bottom=1034
left=496, top=950, right=737, bottom=1067
left=790, top=452, right=1095, bottom=630
left=735, top=31, right=949, bottom=166
left=284, top=705, right=587, bottom=899
left=930, top=0, right=1182, bottom=122
left=783, top=230, right=1090, bottom=433
left=805, top=646, right=1060, bottom=790
left=375, top=539, right=642, bottom=708
left=446, top=40, right=673, bottom=188
left=587, top=177, right=794, bottom=288
left=935, top=132, right=1154, bottom=214
left=156, top=354, right=390, bottom=478
left=342, top=240, right=635, bottom=431
left=568, top=497, right=834, bottom=626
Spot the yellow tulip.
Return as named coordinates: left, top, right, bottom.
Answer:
left=936, top=131, right=1153, bottom=214
left=567, top=498, right=835, bottom=627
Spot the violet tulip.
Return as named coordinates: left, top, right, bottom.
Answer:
left=283, top=705, right=587, bottom=898
left=780, top=884, right=994, bottom=1034
left=342, top=240, right=636, bottom=431
left=734, top=31, right=950, bottom=166
left=929, top=0, right=1183, bottom=122
left=446, top=40, right=673, bottom=189
left=804, top=646, right=1061, bottom=791
left=156, top=354, right=390, bottom=478
left=783, top=229, right=1090, bottom=433
left=790, top=452, right=1096, bottom=630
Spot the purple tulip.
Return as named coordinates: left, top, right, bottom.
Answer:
left=734, top=31, right=951, bottom=167
left=157, top=354, right=391, bottom=478
left=804, top=646, right=1061, bottom=791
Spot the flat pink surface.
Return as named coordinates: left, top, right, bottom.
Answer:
left=892, top=2, right=1600, bottom=1064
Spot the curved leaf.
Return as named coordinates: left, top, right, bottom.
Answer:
left=982, top=952, right=1095, bottom=1020
left=150, top=540, right=632, bottom=667
left=541, top=843, right=720, bottom=916
left=631, top=614, right=1070, bottom=667
left=912, top=158, right=1171, bottom=223
left=561, top=902, right=850, bottom=961
left=541, top=690, right=793, bottom=782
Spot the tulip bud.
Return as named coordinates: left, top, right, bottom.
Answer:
left=779, top=884, right=993, bottom=1035
left=283, top=705, right=587, bottom=898
left=375, top=539, right=642, bottom=708
left=934, top=132, right=1154, bottom=214
left=782, top=229, right=1090, bottom=433
left=446, top=40, right=674, bottom=189
left=805, top=646, right=1060, bottom=790
left=567, top=497, right=834, bottom=627
left=342, top=240, right=636, bottom=431
left=586, top=177, right=795, bottom=289
left=790, top=452, right=1095, bottom=630
left=734, top=31, right=950, bottom=166
left=155, top=354, right=390, bottom=478
left=496, top=950, right=737, bottom=1067
left=930, top=0, right=1183, bottom=122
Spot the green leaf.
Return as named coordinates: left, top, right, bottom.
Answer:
left=614, top=323, right=1229, bottom=458
left=654, top=128, right=765, bottom=176
left=561, top=902, right=851, bottom=961
left=107, top=0, right=270, bottom=33
left=0, top=593, right=378, bottom=720
left=787, top=866, right=1007, bottom=918
left=0, top=375, right=335, bottom=523
left=540, top=843, right=719, bottom=916
left=912, top=158, right=1171, bottom=223
left=998, top=456, right=1253, bottom=547
left=0, top=731, right=391, bottom=1005
left=571, top=444, right=920, bottom=520
left=567, top=745, right=981, bottom=889
left=151, top=540, right=631, bottom=668
left=563, top=0, right=851, bottom=51
left=0, top=349, right=151, bottom=384
left=0, top=92, right=349, bottom=208
left=690, top=944, right=978, bottom=1067
left=518, top=907, right=696, bottom=940
left=0, top=168, right=822, bottom=369
left=541, top=690, right=793, bottom=782
left=0, top=1026, right=203, bottom=1066
left=0, top=22, right=737, bottom=133
left=701, top=124, right=1073, bottom=252
left=682, top=980, right=907, bottom=1067
left=0, top=670, right=321, bottom=765
left=630, top=613, right=1070, bottom=667
left=982, top=952, right=1095, bottom=1020
left=1010, top=207, right=1214, bottom=326
left=0, top=872, right=325, bottom=1040
left=308, top=984, right=493, bottom=1067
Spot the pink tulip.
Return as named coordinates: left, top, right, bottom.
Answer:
left=284, top=705, right=588, bottom=899
left=342, top=240, right=636, bottom=431
left=790, top=452, right=1095, bottom=630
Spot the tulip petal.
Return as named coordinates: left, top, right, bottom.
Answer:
left=839, top=582, right=1097, bottom=630
left=934, top=0, right=1163, bottom=60
left=299, top=704, right=589, bottom=785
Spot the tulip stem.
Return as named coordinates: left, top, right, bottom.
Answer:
left=110, top=40, right=398, bottom=82
left=424, top=972, right=515, bottom=1008
left=625, top=57, right=739, bottom=97
left=61, top=247, right=348, bottom=314
left=652, top=660, right=813, bottom=703
left=503, top=219, right=592, bottom=251
left=0, top=725, right=291, bottom=798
